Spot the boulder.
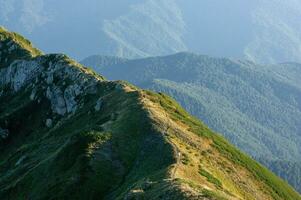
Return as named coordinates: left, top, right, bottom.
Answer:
left=45, top=119, right=53, bottom=128
left=0, top=128, right=9, bottom=139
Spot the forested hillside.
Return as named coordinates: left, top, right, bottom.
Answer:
left=82, top=52, right=301, bottom=192
left=2, top=27, right=300, bottom=199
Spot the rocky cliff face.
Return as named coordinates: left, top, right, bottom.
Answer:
left=0, top=27, right=104, bottom=118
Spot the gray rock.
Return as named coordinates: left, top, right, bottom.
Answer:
left=0, top=60, right=42, bottom=92
left=46, top=86, right=67, bottom=115
left=64, top=85, right=78, bottom=113
left=30, top=88, right=37, bottom=100
left=0, top=52, right=102, bottom=117
left=95, top=98, right=103, bottom=111
left=0, top=128, right=9, bottom=139
left=73, top=84, right=82, bottom=96
left=8, top=44, right=17, bottom=52
left=15, top=155, right=27, bottom=166
left=115, top=84, right=124, bottom=91
left=46, top=73, right=54, bottom=84
left=45, top=119, right=53, bottom=128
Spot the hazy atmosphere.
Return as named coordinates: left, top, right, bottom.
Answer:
left=1, top=0, right=301, bottom=63
left=1, top=1, right=301, bottom=199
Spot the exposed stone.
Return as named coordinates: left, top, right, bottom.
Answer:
left=125, top=189, right=145, bottom=200
left=73, top=84, right=82, bottom=96
left=64, top=85, right=78, bottom=113
left=8, top=44, right=17, bottom=52
left=95, top=98, right=103, bottom=111
left=46, top=86, right=67, bottom=115
left=141, top=180, right=154, bottom=190
left=46, top=73, right=54, bottom=84
left=0, top=51, right=103, bottom=117
left=30, top=88, right=37, bottom=100
left=115, top=84, right=124, bottom=91
left=45, top=119, right=53, bottom=128
left=0, top=128, right=9, bottom=139
left=0, top=60, right=43, bottom=92
left=6, top=40, right=13, bottom=46
left=15, top=155, right=27, bottom=166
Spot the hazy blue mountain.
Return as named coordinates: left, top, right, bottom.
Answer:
left=81, top=55, right=128, bottom=69
left=101, top=0, right=187, bottom=58
left=243, top=0, right=301, bottom=63
left=0, top=0, right=186, bottom=59
left=1, top=0, right=301, bottom=63
left=0, top=0, right=143, bottom=59
left=81, top=52, right=301, bottom=192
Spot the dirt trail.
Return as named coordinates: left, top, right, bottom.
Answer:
left=163, top=111, right=181, bottom=180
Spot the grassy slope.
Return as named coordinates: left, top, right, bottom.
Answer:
left=81, top=53, right=301, bottom=193
left=143, top=91, right=301, bottom=200
left=0, top=27, right=41, bottom=67
left=1, top=80, right=300, bottom=199
left=0, top=28, right=300, bottom=199
left=0, top=74, right=176, bottom=199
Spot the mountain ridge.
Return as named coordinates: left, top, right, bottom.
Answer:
left=1, top=27, right=300, bottom=199
left=81, top=52, right=301, bottom=193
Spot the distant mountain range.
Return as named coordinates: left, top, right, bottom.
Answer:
left=1, top=0, right=301, bottom=63
left=81, top=52, right=301, bottom=193
left=2, top=27, right=300, bottom=199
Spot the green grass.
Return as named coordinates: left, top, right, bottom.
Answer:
left=145, top=90, right=301, bottom=200
left=0, top=26, right=42, bottom=57
left=0, top=79, right=175, bottom=199
left=0, top=27, right=42, bottom=68
left=1, top=28, right=300, bottom=199
left=89, top=52, right=301, bottom=193
left=201, top=189, right=227, bottom=200
left=198, top=168, right=222, bottom=189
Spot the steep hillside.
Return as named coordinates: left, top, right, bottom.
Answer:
left=256, top=158, right=301, bottom=192
left=81, top=53, right=301, bottom=192
left=1, top=28, right=300, bottom=200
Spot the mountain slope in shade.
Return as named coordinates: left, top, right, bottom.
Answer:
left=1, top=28, right=301, bottom=199
left=81, top=53, right=301, bottom=193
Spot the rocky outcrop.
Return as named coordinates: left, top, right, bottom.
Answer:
left=45, top=119, right=53, bottom=128
left=94, top=98, right=103, bottom=111
left=0, top=59, right=42, bottom=92
left=0, top=54, right=102, bottom=116
left=0, top=128, right=9, bottom=140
